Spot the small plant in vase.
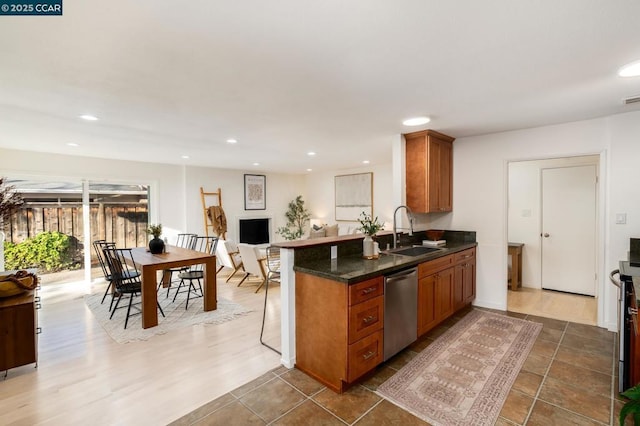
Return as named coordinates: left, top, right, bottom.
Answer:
left=358, top=212, right=384, bottom=259
left=146, top=224, right=165, bottom=254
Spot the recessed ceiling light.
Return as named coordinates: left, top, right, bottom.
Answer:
left=307, top=151, right=316, bottom=156
left=181, top=155, right=190, bottom=159
left=253, top=162, right=260, bottom=166
left=402, top=116, right=430, bottom=126
left=226, top=139, right=237, bottom=144
left=79, top=114, right=99, bottom=121
left=66, top=142, right=79, bottom=147
left=619, top=60, right=640, bottom=77
left=362, top=160, right=370, bottom=164
left=306, top=168, right=312, bottom=172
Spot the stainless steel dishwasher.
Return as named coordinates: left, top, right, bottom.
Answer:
left=384, top=267, right=418, bottom=361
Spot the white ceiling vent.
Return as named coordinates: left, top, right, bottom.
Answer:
left=623, top=95, right=640, bottom=105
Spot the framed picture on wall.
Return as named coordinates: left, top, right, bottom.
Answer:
left=335, top=172, right=373, bottom=221
left=244, top=174, right=266, bottom=210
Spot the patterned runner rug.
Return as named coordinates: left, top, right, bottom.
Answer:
left=377, top=309, right=541, bottom=426
left=85, top=289, right=252, bottom=344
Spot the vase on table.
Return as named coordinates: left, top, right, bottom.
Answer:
left=149, top=237, right=165, bottom=254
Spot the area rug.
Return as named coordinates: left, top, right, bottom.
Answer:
left=377, top=310, right=542, bottom=426
left=84, top=290, right=252, bottom=344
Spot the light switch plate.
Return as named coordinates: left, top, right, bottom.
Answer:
left=330, top=245, right=337, bottom=259
left=616, top=213, right=627, bottom=224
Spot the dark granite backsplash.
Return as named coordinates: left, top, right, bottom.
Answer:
left=293, top=230, right=476, bottom=266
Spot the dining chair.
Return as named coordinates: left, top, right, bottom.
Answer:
left=215, top=239, right=244, bottom=282
left=103, top=247, right=165, bottom=329
left=160, top=233, right=198, bottom=298
left=173, top=236, right=219, bottom=309
left=93, top=240, right=118, bottom=305
left=237, top=243, right=268, bottom=293
left=260, top=245, right=281, bottom=354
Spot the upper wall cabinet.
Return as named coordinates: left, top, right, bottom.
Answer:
left=405, top=130, right=455, bottom=213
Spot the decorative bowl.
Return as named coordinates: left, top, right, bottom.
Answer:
left=425, top=230, right=445, bottom=241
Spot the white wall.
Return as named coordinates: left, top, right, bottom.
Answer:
left=303, top=163, right=394, bottom=233
left=508, top=155, right=599, bottom=289
left=183, top=166, right=305, bottom=243
left=431, top=111, right=640, bottom=330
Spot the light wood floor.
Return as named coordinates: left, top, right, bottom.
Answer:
left=507, top=287, right=597, bottom=325
left=0, top=269, right=282, bottom=425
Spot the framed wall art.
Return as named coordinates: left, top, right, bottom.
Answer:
left=335, top=172, right=373, bottom=221
left=244, top=174, right=266, bottom=210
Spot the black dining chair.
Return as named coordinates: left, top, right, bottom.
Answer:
left=160, top=233, right=198, bottom=298
left=93, top=240, right=118, bottom=305
left=172, top=236, right=218, bottom=309
left=103, top=247, right=165, bottom=329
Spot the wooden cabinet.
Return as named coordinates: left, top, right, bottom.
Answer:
left=454, top=248, right=476, bottom=310
left=417, top=254, right=454, bottom=336
left=0, top=291, right=38, bottom=372
left=296, top=273, right=383, bottom=393
left=405, top=129, right=455, bottom=213
left=418, top=247, right=476, bottom=337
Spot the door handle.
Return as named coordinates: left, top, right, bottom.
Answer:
left=543, top=233, right=550, bottom=238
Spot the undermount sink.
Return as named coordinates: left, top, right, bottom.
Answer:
left=387, top=246, right=443, bottom=257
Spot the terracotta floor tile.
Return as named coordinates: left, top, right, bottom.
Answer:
left=525, top=315, right=568, bottom=331
left=614, top=398, right=637, bottom=426
left=169, top=393, right=236, bottom=425
left=537, top=326, right=563, bottom=344
left=527, top=400, right=603, bottom=426
left=271, top=400, right=344, bottom=426
left=230, top=371, right=277, bottom=398
left=408, top=336, right=434, bottom=353
left=192, top=401, right=266, bottom=426
left=279, top=368, right=326, bottom=396
left=499, top=389, right=534, bottom=424
left=361, top=365, right=396, bottom=392
left=547, top=359, right=612, bottom=397
left=529, top=338, right=558, bottom=359
left=521, top=353, right=552, bottom=376
left=270, top=365, right=290, bottom=376
left=511, top=370, right=543, bottom=397
left=313, top=385, right=381, bottom=424
left=240, top=378, right=306, bottom=423
left=538, top=377, right=611, bottom=423
left=425, top=325, right=450, bottom=339
left=354, top=400, right=428, bottom=425
left=555, top=345, right=614, bottom=375
left=385, top=349, right=418, bottom=370
left=561, top=332, right=614, bottom=357
left=566, top=321, right=616, bottom=344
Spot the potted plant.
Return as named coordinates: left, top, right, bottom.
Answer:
left=276, top=195, right=311, bottom=240
left=620, top=383, right=640, bottom=425
left=358, top=212, right=384, bottom=259
left=146, top=223, right=165, bottom=254
left=0, top=178, right=24, bottom=271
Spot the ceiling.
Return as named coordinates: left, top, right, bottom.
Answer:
left=1, top=0, right=639, bottom=174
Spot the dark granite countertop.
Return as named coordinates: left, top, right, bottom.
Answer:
left=294, top=241, right=477, bottom=284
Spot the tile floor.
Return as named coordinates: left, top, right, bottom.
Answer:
left=507, top=287, right=597, bottom=326
left=170, top=307, right=627, bottom=426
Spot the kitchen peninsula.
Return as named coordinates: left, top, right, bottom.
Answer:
left=273, top=230, right=476, bottom=392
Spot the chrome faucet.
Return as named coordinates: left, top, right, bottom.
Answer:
left=393, top=205, right=414, bottom=249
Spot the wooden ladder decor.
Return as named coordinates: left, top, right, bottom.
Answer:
left=200, top=187, right=226, bottom=239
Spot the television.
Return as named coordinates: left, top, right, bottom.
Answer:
left=239, top=218, right=270, bottom=244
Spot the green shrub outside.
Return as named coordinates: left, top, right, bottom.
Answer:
left=3, top=231, right=80, bottom=272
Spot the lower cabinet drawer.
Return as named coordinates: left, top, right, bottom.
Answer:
left=347, top=329, right=383, bottom=383
left=348, top=296, right=383, bottom=344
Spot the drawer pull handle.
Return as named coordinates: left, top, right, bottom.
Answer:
left=361, top=287, right=377, bottom=295
left=362, top=315, right=376, bottom=324
left=362, top=350, right=376, bottom=360
left=36, top=303, right=42, bottom=310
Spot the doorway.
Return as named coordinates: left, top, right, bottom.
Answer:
left=507, top=155, right=599, bottom=323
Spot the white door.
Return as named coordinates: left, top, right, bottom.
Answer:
left=541, top=165, right=597, bottom=296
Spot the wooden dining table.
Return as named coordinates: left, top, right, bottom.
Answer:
left=130, top=245, right=217, bottom=329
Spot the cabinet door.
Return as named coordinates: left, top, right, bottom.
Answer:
left=453, top=263, right=465, bottom=310
left=418, top=275, right=437, bottom=336
left=428, top=137, right=453, bottom=212
left=435, top=267, right=454, bottom=321
left=463, top=258, right=476, bottom=304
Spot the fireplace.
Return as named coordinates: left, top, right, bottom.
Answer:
left=239, top=218, right=270, bottom=244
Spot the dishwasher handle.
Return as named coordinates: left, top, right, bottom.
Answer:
left=385, top=267, right=418, bottom=281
